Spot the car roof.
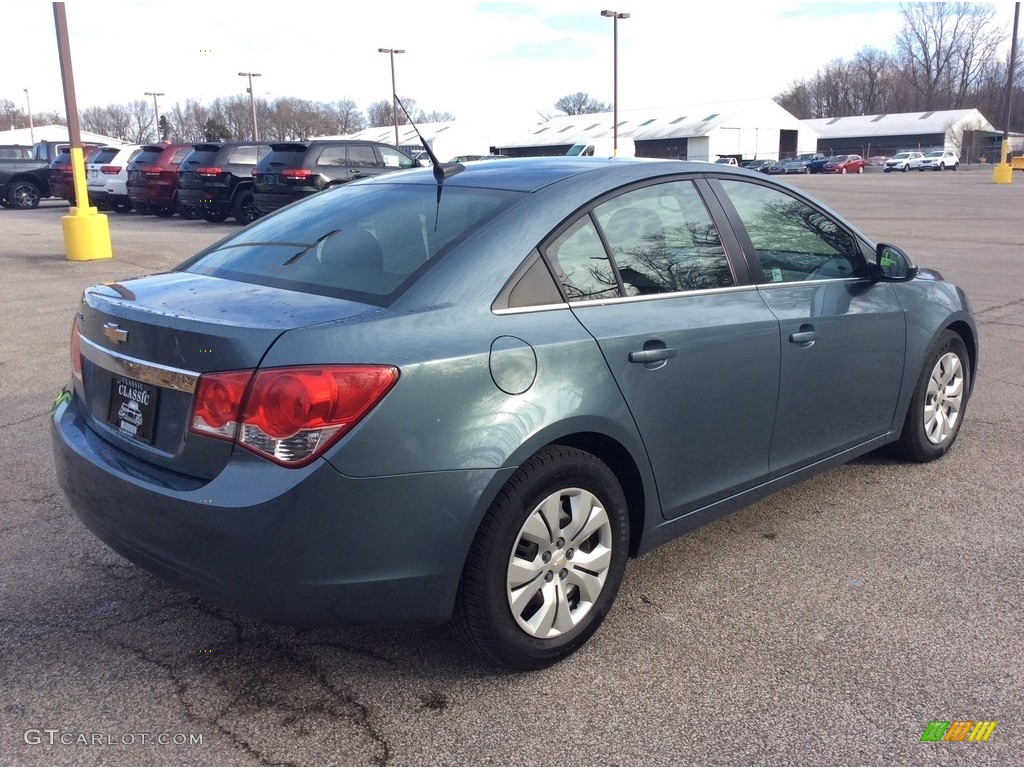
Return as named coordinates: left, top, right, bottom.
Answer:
left=358, top=156, right=762, bottom=194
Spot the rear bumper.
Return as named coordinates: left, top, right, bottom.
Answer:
left=51, top=391, right=507, bottom=626
left=253, top=191, right=307, bottom=213
left=178, top=184, right=234, bottom=214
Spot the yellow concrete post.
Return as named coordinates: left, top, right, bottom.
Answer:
left=61, top=146, right=112, bottom=260
left=993, top=138, right=1013, bottom=185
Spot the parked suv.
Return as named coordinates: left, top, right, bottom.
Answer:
left=177, top=142, right=269, bottom=224
left=782, top=152, right=826, bottom=174
left=918, top=149, right=960, bottom=171
left=883, top=151, right=926, bottom=172
left=126, top=143, right=198, bottom=217
left=252, top=140, right=415, bottom=216
left=51, top=144, right=105, bottom=205
left=85, top=145, right=143, bottom=212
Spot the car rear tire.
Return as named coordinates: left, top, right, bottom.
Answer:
left=7, top=180, right=41, bottom=209
left=153, top=205, right=175, bottom=218
left=0, top=197, right=11, bottom=208
left=111, top=200, right=133, bottom=214
left=199, top=207, right=230, bottom=223
left=232, top=189, right=259, bottom=224
left=892, top=330, right=970, bottom=463
left=452, top=445, right=629, bottom=670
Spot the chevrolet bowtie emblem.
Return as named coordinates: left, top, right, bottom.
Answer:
left=103, top=322, right=128, bottom=344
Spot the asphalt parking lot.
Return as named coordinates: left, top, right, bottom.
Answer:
left=1, top=169, right=1022, bottom=766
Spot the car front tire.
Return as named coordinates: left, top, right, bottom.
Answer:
left=453, top=446, right=629, bottom=670
left=892, top=330, right=970, bottom=462
left=7, top=180, right=41, bottom=209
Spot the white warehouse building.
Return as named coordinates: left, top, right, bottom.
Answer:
left=490, top=98, right=818, bottom=161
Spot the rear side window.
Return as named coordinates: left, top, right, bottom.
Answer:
left=316, top=146, right=349, bottom=166
left=181, top=183, right=523, bottom=305
left=543, top=179, right=733, bottom=303
left=169, top=148, right=192, bottom=164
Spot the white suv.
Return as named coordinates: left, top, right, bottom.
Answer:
left=86, top=144, right=142, bottom=213
left=883, top=151, right=926, bottom=173
left=918, top=149, right=960, bottom=171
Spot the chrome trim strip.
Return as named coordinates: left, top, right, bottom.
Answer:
left=565, top=283, right=759, bottom=308
left=79, top=335, right=200, bottom=394
left=756, top=277, right=869, bottom=289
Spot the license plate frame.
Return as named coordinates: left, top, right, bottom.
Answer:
left=107, top=376, right=158, bottom=444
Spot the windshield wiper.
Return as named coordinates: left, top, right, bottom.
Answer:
left=283, top=229, right=341, bottom=266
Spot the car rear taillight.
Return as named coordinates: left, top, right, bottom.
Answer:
left=70, top=316, right=83, bottom=384
left=100, top=165, right=122, bottom=174
left=196, top=167, right=222, bottom=177
left=282, top=169, right=314, bottom=179
left=189, top=365, right=399, bottom=466
left=142, top=166, right=164, bottom=177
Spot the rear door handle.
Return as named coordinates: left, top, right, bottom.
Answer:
left=789, top=325, right=818, bottom=347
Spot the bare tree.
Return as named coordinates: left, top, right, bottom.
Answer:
left=895, top=2, right=1004, bottom=110
left=554, top=92, right=611, bottom=116
left=126, top=98, right=154, bottom=143
left=326, top=99, right=367, bottom=135
left=367, top=97, right=418, bottom=127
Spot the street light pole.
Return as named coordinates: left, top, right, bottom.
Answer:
left=144, top=91, right=164, bottom=141
left=378, top=48, right=405, bottom=147
left=23, top=87, right=34, bottom=143
left=600, top=10, right=630, bottom=156
left=238, top=72, right=262, bottom=141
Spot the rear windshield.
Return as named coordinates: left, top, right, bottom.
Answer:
left=130, top=149, right=164, bottom=166
left=180, top=182, right=523, bottom=306
left=92, top=148, right=120, bottom=164
left=258, top=146, right=307, bottom=170
left=180, top=149, right=219, bottom=168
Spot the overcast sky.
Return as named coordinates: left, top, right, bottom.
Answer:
left=8, top=1, right=1009, bottom=129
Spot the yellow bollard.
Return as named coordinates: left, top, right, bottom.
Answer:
left=992, top=138, right=1013, bottom=185
left=61, top=146, right=112, bottom=260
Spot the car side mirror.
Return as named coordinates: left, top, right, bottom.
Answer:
left=874, top=243, right=918, bottom=282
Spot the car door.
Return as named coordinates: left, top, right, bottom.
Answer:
left=712, top=178, right=906, bottom=476
left=542, top=178, right=781, bottom=519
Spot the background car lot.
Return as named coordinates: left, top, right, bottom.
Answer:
left=0, top=172, right=1021, bottom=764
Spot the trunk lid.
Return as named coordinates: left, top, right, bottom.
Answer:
left=76, top=271, right=382, bottom=479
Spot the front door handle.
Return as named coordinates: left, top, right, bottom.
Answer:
left=628, top=347, right=677, bottom=364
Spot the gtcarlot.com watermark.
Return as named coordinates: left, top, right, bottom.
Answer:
left=24, top=729, right=203, bottom=747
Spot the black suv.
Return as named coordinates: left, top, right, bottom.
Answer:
left=252, top=140, right=415, bottom=215
left=177, top=142, right=269, bottom=224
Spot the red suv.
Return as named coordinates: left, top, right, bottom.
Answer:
left=49, top=144, right=102, bottom=204
left=126, top=143, right=199, bottom=218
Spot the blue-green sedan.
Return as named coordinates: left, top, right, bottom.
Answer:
left=51, top=157, right=977, bottom=670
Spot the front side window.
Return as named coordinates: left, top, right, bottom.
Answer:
left=379, top=146, right=415, bottom=169
left=718, top=180, right=864, bottom=282
left=348, top=145, right=378, bottom=167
